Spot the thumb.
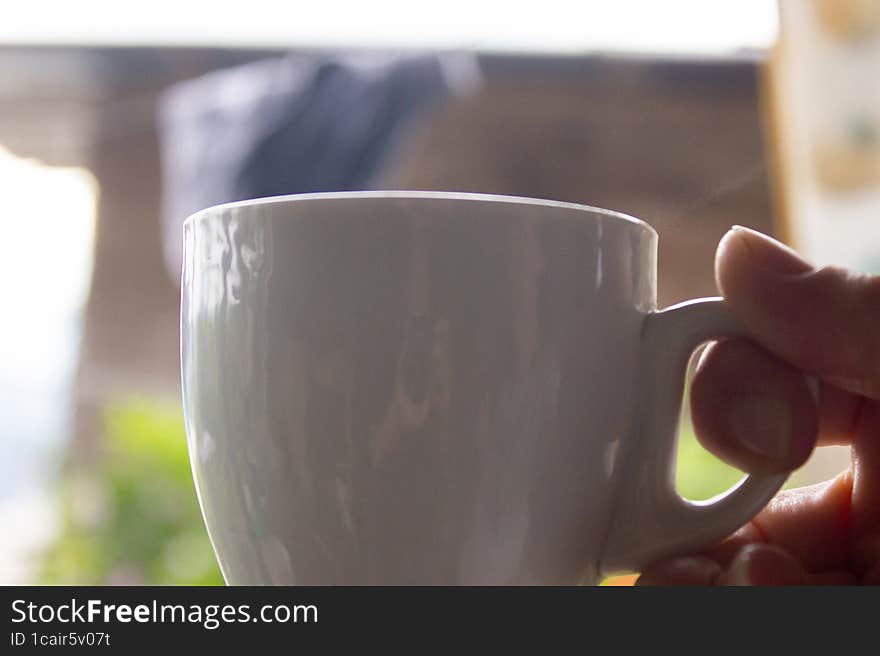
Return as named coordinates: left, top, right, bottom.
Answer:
left=716, top=226, right=880, bottom=399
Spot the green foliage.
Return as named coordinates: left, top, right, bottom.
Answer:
left=38, top=399, right=223, bottom=585
left=676, top=416, right=744, bottom=501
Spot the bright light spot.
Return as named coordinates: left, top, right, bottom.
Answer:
left=0, top=145, right=97, bottom=583
left=0, top=146, right=97, bottom=391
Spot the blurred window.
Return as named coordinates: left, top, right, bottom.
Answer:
left=0, top=0, right=776, bottom=54
left=0, top=146, right=96, bottom=583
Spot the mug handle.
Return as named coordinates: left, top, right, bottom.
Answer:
left=599, top=297, right=791, bottom=576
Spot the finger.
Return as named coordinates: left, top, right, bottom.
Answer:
left=706, top=426, right=880, bottom=578
left=716, top=544, right=808, bottom=586
left=863, top=560, right=880, bottom=585
left=716, top=227, right=880, bottom=399
left=703, top=517, right=766, bottom=565
left=636, top=556, right=722, bottom=586
left=817, top=380, right=868, bottom=446
left=722, top=473, right=854, bottom=573
left=707, top=537, right=858, bottom=585
left=808, top=570, right=860, bottom=585
left=699, top=403, right=879, bottom=577
left=850, top=399, right=880, bottom=575
left=690, top=338, right=817, bottom=474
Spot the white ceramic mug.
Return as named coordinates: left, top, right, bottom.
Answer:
left=181, top=191, right=786, bottom=585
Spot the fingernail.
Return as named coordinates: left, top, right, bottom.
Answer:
left=730, top=394, right=792, bottom=463
left=723, top=553, right=753, bottom=586
left=720, top=545, right=807, bottom=586
left=722, top=226, right=813, bottom=276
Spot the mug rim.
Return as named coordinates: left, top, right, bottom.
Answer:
left=183, top=190, right=656, bottom=237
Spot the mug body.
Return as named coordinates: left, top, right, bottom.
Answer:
left=181, top=191, right=657, bottom=584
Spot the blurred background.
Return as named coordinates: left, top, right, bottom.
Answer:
left=1, top=0, right=877, bottom=585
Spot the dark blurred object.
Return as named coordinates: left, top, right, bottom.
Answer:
left=158, top=51, right=481, bottom=278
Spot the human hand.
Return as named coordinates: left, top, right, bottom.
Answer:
left=637, top=226, right=880, bottom=585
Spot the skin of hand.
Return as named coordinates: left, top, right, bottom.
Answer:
left=637, top=226, right=880, bottom=586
